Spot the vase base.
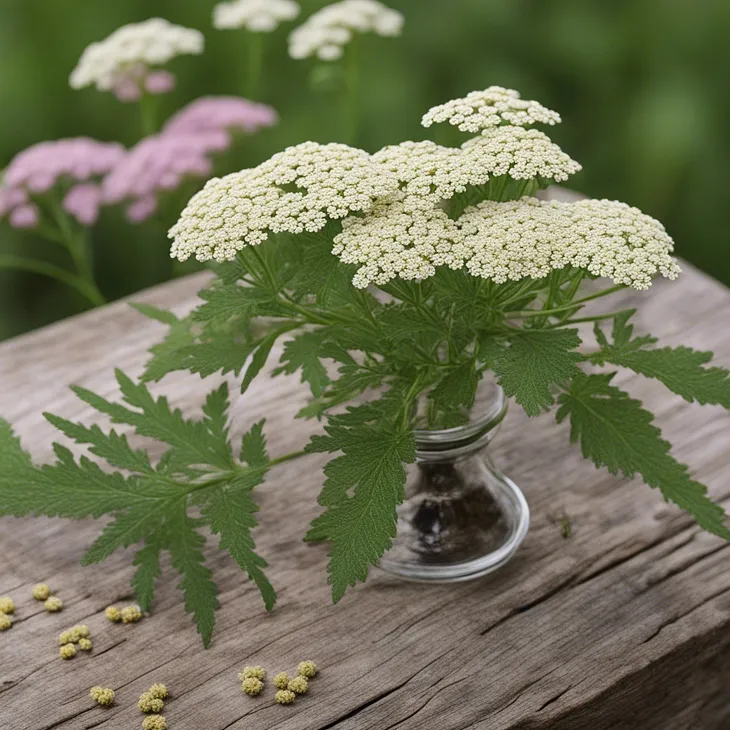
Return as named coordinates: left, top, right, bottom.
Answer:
left=378, top=473, right=530, bottom=583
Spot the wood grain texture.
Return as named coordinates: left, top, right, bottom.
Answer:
left=1, top=188, right=730, bottom=730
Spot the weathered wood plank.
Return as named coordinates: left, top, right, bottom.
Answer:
left=2, top=190, right=730, bottom=729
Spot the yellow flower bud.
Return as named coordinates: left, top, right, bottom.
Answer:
left=59, top=643, right=77, bottom=660
left=105, top=606, right=122, bottom=622
left=59, top=624, right=90, bottom=644
left=241, top=677, right=264, bottom=696
left=0, top=597, right=15, bottom=614
left=58, top=630, right=73, bottom=645
left=273, top=672, right=290, bottom=689
left=142, top=715, right=167, bottom=730
left=0, top=613, right=12, bottom=631
left=89, top=686, right=115, bottom=706
left=138, top=692, right=164, bottom=713
left=147, top=683, right=169, bottom=700
left=120, top=605, right=142, bottom=623
left=297, top=660, right=317, bottom=678
left=78, top=638, right=93, bottom=652
left=288, top=676, right=308, bottom=695
left=238, top=665, right=265, bottom=681
left=32, top=584, right=51, bottom=601
left=45, top=596, right=63, bottom=613
left=275, top=689, right=296, bottom=705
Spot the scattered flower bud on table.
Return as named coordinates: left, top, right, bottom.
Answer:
left=45, top=596, right=63, bottom=613
left=78, top=638, right=93, bottom=651
left=241, top=677, right=264, bottom=696
left=239, top=665, right=265, bottom=681
left=139, top=692, right=165, bottom=713
left=105, top=606, right=122, bottom=622
left=0, top=596, right=15, bottom=614
left=142, top=715, right=167, bottom=730
left=121, top=605, right=142, bottom=623
left=297, top=660, right=317, bottom=678
left=273, top=672, right=290, bottom=689
left=275, top=689, right=296, bottom=705
left=32, top=584, right=51, bottom=601
left=59, top=643, right=77, bottom=660
left=89, top=686, right=115, bottom=706
left=147, top=684, right=169, bottom=700
left=0, top=613, right=12, bottom=631
left=288, top=676, right=308, bottom=694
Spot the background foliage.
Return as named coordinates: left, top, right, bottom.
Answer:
left=1, top=0, right=728, bottom=340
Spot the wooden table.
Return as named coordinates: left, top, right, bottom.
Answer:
left=2, top=214, right=730, bottom=729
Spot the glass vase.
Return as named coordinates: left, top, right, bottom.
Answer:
left=379, top=379, right=530, bottom=582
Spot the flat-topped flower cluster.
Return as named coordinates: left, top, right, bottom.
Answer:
left=169, top=86, right=680, bottom=291
left=70, top=18, right=204, bottom=101
left=288, top=0, right=404, bottom=60
left=214, top=0, right=300, bottom=33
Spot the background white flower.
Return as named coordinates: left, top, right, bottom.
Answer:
left=460, top=197, right=680, bottom=290
left=69, top=18, right=204, bottom=98
left=422, top=86, right=562, bottom=133
left=288, top=0, right=404, bottom=61
left=213, top=0, right=300, bottom=33
left=169, top=142, right=398, bottom=262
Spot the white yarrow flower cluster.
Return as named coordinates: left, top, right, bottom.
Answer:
left=289, top=0, right=404, bottom=61
left=333, top=193, right=467, bottom=288
left=373, top=141, right=490, bottom=211
left=460, top=197, right=680, bottom=290
left=462, top=126, right=582, bottom=183
left=170, top=142, right=398, bottom=262
left=422, top=86, right=561, bottom=133
left=213, top=0, right=300, bottom=33
left=69, top=18, right=204, bottom=93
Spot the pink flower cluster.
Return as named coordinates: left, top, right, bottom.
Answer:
left=112, top=64, right=176, bottom=102
left=103, top=97, right=278, bottom=221
left=1, top=97, right=278, bottom=228
left=0, top=138, right=125, bottom=228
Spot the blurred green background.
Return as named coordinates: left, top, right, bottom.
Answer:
left=1, top=0, right=729, bottom=340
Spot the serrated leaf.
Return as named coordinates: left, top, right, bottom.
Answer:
left=82, top=503, right=167, bottom=566
left=72, top=370, right=234, bottom=473
left=593, top=314, right=730, bottom=408
left=290, top=234, right=354, bottom=305
left=241, top=323, right=300, bottom=394
left=132, top=537, right=164, bottom=611
left=557, top=372, right=730, bottom=540
left=43, top=413, right=153, bottom=473
left=240, top=420, right=268, bottom=468
left=130, top=302, right=180, bottom=325
left=494, top=328, right=583, bottom=416
left=306, top=419, right=416, bottom=601
left=166, top=505, right=219, bottom=647
left=203, top=487, right=276, bottom=611
left=192, top=285, right=285, bottom=325
left=278, top=331, right=331, bottom=397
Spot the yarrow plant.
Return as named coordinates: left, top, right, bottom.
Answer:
left=3, top=86, right=730, bottom=647
left=214, top=0, right=300, bottom=96
left=289, top=0, right=405, bottom=142
left=69, top=18, right=203, bottom=104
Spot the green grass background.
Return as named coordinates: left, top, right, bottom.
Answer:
left=1, top=0, right=728, bottom=340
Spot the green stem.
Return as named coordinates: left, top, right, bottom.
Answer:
left=0, top=255, right=105, bottom=306
left=548, top=311, right=628, bottom=328
left=246, top=32, right=264, bottom=98
left=140, top=94, right=158, bottom=136
left=507, top=284, right=627, bottom=319
left=48, top=199, right=106, bottom=306
left=187, top=450, right=309, bottom=493
left=342, top=42, right=360, bottom=145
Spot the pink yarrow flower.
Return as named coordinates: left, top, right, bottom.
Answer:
left=0, top=138, right=125, bottom=229
left=163, top=96, right=278, bottom=135
left=103, top=96, right=278, bottom=222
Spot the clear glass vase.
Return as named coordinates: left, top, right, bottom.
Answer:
left=379, top=379, right=530, bottom=582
